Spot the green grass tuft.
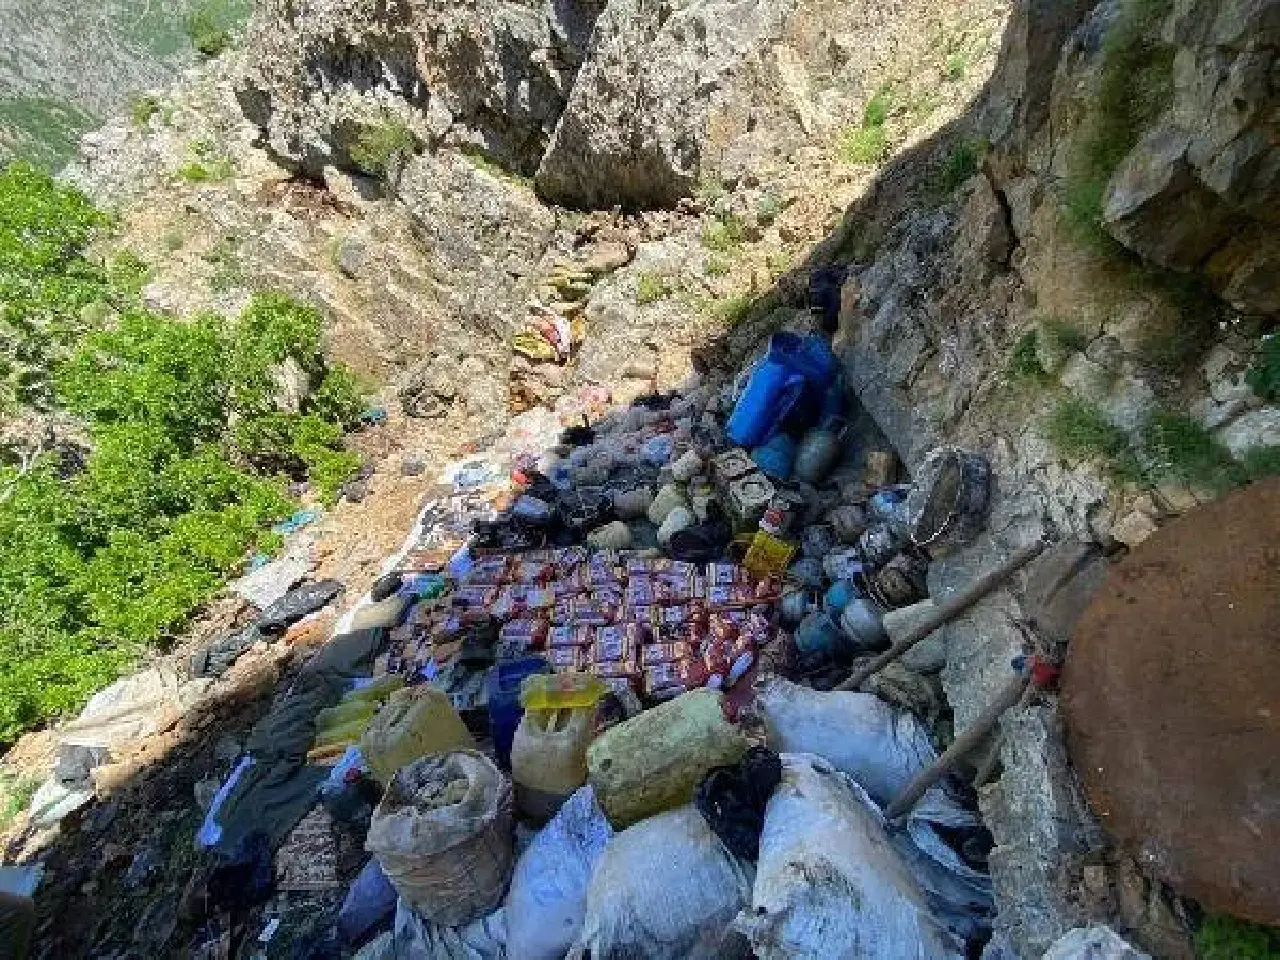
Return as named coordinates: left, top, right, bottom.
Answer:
left=945, top=53, right=968, bottom=81
left=755, top=193, right=782, bottom=226
left=635, top=271, right=673, bottom=305
left=1142, top=411, right=1241, bottom=494
left=840, top=125, right=889, bottom=165
left=0, top=773, right=38, bottom=831
left=350, top=116, right=417, bottom=180
left=701, top=210, right=747, bottom=252
left=934, top=139, right=984, bottom=194
left=1007, top=331, right=1049, bottom=384
left=130, top=95, right=162, bottom=127
left=839, top=88, right=895, bottom=165
left=1041, top=318, right=1090, bottom=355
left=704, top=254, right=731, bottom=277
left=1047, top=398, right=1142, bottom=482
left=1062, top=0, right=1176, bottom=241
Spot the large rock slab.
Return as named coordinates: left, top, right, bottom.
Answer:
left=535, top=0, right=795, bottom=208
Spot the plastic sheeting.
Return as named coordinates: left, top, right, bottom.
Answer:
left=505, top=786, right=613, bottom=960
left=570, top=805, right=753, bottom=960
left=756, top=677, right=992, bottom=941
left=734, top=754, right=962, bottom=960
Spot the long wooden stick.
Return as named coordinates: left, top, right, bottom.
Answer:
left=885, top=668, right=1032, bottom=821
left=837, top=539, right=1045, bottom=692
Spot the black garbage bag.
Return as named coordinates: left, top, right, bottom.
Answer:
left=668, top=503, right=733, bottom=563
left=369, top=572, right=403, bottom=603
left=560, top=424, right=596, bottom=447
left=190, top=624, right=263, bottom=678
left=808, top=266, right=849, bottom=334
left=257, top=580, right=344, bottom=634
left=694, top=746, right=783, bottom=861
left=208, top=831, right=274, bottom=909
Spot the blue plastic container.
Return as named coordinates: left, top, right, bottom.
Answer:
left=726, top=358, right=806, bottom=447
left=751, top=433, right=797, bottom=481
left=488, top=656, right=551, bottom=770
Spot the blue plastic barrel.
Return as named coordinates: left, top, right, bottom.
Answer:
left=751, top=433, right=797, bottom=481
left=727, top=333, right=839, bottom=446
left=488, top=657, right=551, bottom=770
left=726, top=358, right=806, bottom=447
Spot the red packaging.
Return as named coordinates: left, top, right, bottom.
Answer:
left=644, top=658, right=709, bottom=699
left=552, top=596, right=618, bottom=626
left=505, top=560, right=549, bottom=584
left=709, top=615, right=740, bottom=644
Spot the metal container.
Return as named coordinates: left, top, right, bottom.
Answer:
left=863, top=450, right=899, bottom=488
left=868, top=551, right=930, bottom=610
left=801, top=523, right=837, bottom=559
left=712, top=447, right=757, bottom=486
left=858, top=523, right=905, bottom=570
left=787, top=558, right=825, bottom=589
left=727, top=472, right=777, bottom=528
left=839, top=597, right=889, bottom=653
left=907, top=449, right=992, bottom=550
left=794, top=423, right=845, bottom=485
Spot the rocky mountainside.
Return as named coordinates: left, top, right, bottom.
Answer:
left=3, top=0, right=1278, bottom=954
left=0, top=0, right=249, bottom=168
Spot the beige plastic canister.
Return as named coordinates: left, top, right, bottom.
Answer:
left=587, top=688, right=748, bottom=828
left=647, top=484, right=688, bottom=526
left=362, top=686, right=476, bottom=785
left=510, top=707, right=595, bottom=823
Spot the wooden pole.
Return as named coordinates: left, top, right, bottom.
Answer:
left=885, top=668, right=1032, bottom=821
left=837, top=539, right=1046, bottom=692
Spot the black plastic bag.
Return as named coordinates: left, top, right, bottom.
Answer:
left=694, top=746, right=783, bottom=861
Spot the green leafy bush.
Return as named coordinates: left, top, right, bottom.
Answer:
left=186, top=0, right=242, bottom=56
left=0, top=170, right=365, bottom=742
left=1196, top=914, right=1280, bottom=960
left=945, top=53, right=968, bottom=81
left=0, top=162, right=110, bottom=411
